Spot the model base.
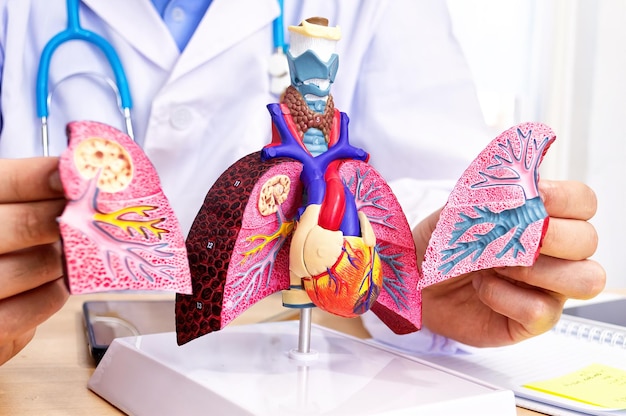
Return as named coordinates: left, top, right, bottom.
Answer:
left=88, top=321, right=516, bottom=415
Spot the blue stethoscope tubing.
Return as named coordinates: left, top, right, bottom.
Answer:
left=273, top=0, right=286, bottom=53
left=36, top=0, right=134, bottom=156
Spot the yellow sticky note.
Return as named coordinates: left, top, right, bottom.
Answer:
left=524, top=363, right=626, bottom=409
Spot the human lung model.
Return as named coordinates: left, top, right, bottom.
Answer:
left=53, top=17, right=555, bottom=348
left=174, top=18, right=556, bottom=346
left=420, top=122, right=556, bottom=289
left=175, top=145, right=421, bottom=345
left=58, top=120, right=192, bottom=295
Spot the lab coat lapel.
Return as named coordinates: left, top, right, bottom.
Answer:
left=81, top=0, right=179, bottom=71
left=170, top=0, right=280, bottom=81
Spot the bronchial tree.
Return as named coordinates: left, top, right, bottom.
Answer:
left=439, top=127, right=553, bottom=275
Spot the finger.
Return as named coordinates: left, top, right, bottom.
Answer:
left=540, top=217, right=598, bottom=260
left=0, top=243, right=64, bottom=299
left=0, top=199, right=66, bottom=254
left=539, top=180, right=597, bottom=220
left=0, top=278, right=69, bottom=350
left=0, top=328, right=35, bottom=366
left=496, top=256, right=606, bottom=300
left=473, top=273, right=564, bottom=340
left=0, top=157, right=63, bottom=203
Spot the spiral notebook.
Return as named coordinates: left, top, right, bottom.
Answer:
left=418, top=296, right=626, bottom=416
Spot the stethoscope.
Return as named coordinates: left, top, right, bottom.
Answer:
left=36, top=0, right=289, bottom=157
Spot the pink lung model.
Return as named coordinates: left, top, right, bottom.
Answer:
left=175, top=151, right=420, bottom=345
left=58, top=121, right=192, bottom=295
left=420, top=122, right=556, bottom=289
left=174, top=14, right=558, bottom=345
left=174, top=120, right=556, bottom=345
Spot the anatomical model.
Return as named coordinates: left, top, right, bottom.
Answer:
left=174, top=17, right=555, bottom=346
left=175, top=18, right=422, bottom=345
left=56, top=17, right=554, bottom=347
left=59, top=121, right=192, bottom=295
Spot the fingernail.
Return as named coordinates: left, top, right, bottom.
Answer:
left=49, top=170, right=64, bottom=193
left=472, top=276, right=482, bottom=290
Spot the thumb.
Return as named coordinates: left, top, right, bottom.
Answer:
left=412, top=208, right=442, bottom=265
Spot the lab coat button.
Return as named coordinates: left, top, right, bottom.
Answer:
left=170, top=107, right=193, bottom=130
left=171, top=7, right=185, bottom=23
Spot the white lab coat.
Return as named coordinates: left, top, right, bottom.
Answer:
left=0, top=0, right=489, bottom=236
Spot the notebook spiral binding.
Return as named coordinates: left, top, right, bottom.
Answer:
left=553, top=317, right=626, bottom=349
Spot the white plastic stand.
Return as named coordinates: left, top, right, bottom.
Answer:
left=89, top=320, right=516, bottom=415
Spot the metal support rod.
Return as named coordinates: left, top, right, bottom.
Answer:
left=41, top=117, right=50, bottom=157
left=297, top=307, right=312, bottom=354
left=123, top=107, right=135, bottom=141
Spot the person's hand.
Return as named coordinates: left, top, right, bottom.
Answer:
left=417, top=180, right=606, bottom=347
left=0, top=158, right=68, bottom=365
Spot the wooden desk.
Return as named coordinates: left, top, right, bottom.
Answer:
left=0, top=292, right=544, bottom=415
